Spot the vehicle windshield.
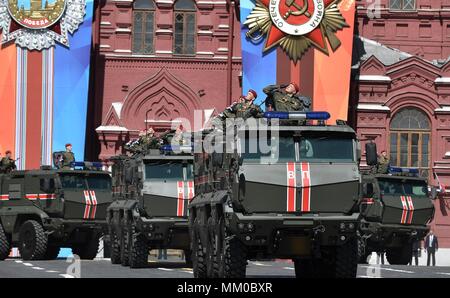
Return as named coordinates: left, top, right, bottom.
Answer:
left=239, top=134, right=354, bottom=163
left=298, top=136, right=354, bottom=162
left=378, top=178, right=428, bottom=196
left=240, top=136, right=295, bottom=163
left=86, top=175, right=111, bottom=191
left=145, top=161, right=193, bottom=180
left=59, top=174, right=86, bottom=190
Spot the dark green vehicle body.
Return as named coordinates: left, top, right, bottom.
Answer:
left=107, top=150, right=194, bottom=267
left=189, top=120, right=362, bottom=278
left=0, top=168, right=112, bottom=260
left=359, top=174, right=435, bottom=264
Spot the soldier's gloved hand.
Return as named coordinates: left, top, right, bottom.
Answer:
left=250, top=108, right=259, bottom=116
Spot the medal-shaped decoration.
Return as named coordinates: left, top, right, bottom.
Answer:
left=0, top=0, right=86, bottom=50
left=244, top=0, right=349, bottom=61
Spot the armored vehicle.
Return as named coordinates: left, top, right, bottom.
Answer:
left=189, top=111, right=362, bottom=278
left=0, top=161, right=112, bottom=261
left=358, top=166, right=435, bottom=265
left=107, top=145, right=195, bottom=268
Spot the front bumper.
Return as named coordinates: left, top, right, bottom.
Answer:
left=360, top=220, right=430, bottom=248
left=226, top=212, right=359, bottom=258
left=135, top=216, right=189, bottom=249
left=43, top=218, right=107, bottom=244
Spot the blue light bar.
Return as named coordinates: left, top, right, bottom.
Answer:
left=71, top=161, right=103, bottom=169
left=160, top=145, right=193, bottom=153
left=388, top=166, right=419, bottom=175
left=263, top=111, right=330, bottom=120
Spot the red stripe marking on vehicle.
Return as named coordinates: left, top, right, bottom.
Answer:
left=400, top=196, right=408, bottom=224
left=83, top=191, right=92, bottom=219
left=362, top=198, right=374, bottom=204
left=25, top=194, right=38, bottom=200
left=188, top=181, right=195, bottom=201
left=177, top=181, right=185, bottom=217
left=89, top=191, right=98, bottom=220
left=407, top=196, right=414, bottom=224
left=286, top=162, right=296, bottom=212
left=38, top=194, right=56, bottom=200
left=301, top=163, right=311, bottom=212
left=0, top=194, right=9, bottom=201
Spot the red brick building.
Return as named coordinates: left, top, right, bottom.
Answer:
left=86, top=0, right=242, bottom=161
left=352, top=0, right=450, bottom=246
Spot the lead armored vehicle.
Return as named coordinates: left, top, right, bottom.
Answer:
left=358, top=165, right=435, bottom=265
left=107, top=145, right=194, bottom=268
left=0, top=160, right=112, bottom=261
left=189, top=112, right=362, bottom=278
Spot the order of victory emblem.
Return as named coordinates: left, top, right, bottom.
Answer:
left=244, top=0, right=349, bottom=61
left=0, top=0, right=86, bottom=50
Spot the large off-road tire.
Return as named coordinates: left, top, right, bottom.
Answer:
left=120, top=224, right=131, bottom=266
left=320, top=238, right=358, bottom=278
left=191, top=216, right=207, bottom=278
left=215, top=214, right=247, bottom=278
left=18, top=220, right=48, bottom=260
left=72, top=232, right=100, bottom=260
left=110, top=228, right=121, bottom=264
left=357, top=238, right=370, bottom=264
left=0, top=223, right=11, bottom=260
left=129, top=226, right=148, bottom=268
left=43, top=245, right=60, bottom=260
left=386, top=243, right=412, bottom=265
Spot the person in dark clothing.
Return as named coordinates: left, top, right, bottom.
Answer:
left=425, top=230, right=439, bottom=266
left=409, top=239, right=421, bottom=266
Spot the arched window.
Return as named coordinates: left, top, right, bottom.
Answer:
left=390, top=108, right=431, bottom=175
left=132, top=0, right=155, bottom=54
left=173, top=0, right=196, bottom=55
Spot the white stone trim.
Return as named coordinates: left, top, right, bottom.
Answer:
left=100, top=21, right=111, bottom=26
left=155, top=29, right=173, bottom=34
left=435, top=77, right=450, bottom=84
left=435, top=106, right=450, bottom=112
left=217, top=47, right=228, bottom=52
left=96, top=125, right=128, bottom=132
left=145, top=119, right=182, bottom=123
left=100, top=44, right=111, bottom=48
left=198, top=30, right=213, bottom=34
left=116, top=28, right=132, bottom=33
left=196, top=51, right=214, bottom=55
left=356, top=75, right=391, bottom=82
left=218, top=24, right=229, bottom=29
left=112, top=102, right=123, bottom=119
left=357, top=104, right=390, bottom=111
left=155, top=50, right=173, bottom=54
left=114, top=49, right=132, bottom=53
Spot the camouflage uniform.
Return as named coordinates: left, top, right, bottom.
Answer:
left=377, top=155, right=390, bottom=174
left=62, top=151, right=75, bottom=169
left=221, top=101, right=263, bottom=120
left=125, top=135, right=161, bottom=154
left=263, top=84, right=311, bottom=112
left=0, top=157, right=16, bottom=173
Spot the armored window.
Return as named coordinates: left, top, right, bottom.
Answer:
left=389, top=108, right=430, bottom=177
left=389, top=0, right=415, bottom=10
left=133, top=0, right=155, bottom=54
left=173, top=0, right=196, bottom=55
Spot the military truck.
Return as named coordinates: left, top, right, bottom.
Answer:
left=358, top=164, right=435, bottom=265
left=0, top=161, right=112, bottom=261
left=107, top=145, right=195, bottom=268
left=189, top=111, right=362, bottom=278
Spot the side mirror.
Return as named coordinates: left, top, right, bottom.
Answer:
left=356, top=141, right=361, bottom=162
left=365, top=142, right=378, bottom=166
left=238, top=156, right=243, bottom=166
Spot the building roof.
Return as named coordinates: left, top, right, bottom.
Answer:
left=352, top=36, right=412, bottom=68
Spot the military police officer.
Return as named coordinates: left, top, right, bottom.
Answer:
left=263, top=82, right=311, bottom=112
left=377, top=150, right=390, bottom=174
left=0, top=150, right=17, bottom=173
left=221, top=89, right=263, bottom=119
left=62, top=143, right=75, bottom=169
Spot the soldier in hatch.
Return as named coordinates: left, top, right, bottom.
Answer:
left=0, top=150, right=17, bottom=173
left=221, top=89, right=263, bottom=120
left=125, top=128, right=161, bottom=154
left=377, top=150, right=390, bottom=174
left=62, top=144, right=75, bottom=170
left=263, top=82, right=311, bottom=112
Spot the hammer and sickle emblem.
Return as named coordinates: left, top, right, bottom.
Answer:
left=283, top=0, right=311, bottom=20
